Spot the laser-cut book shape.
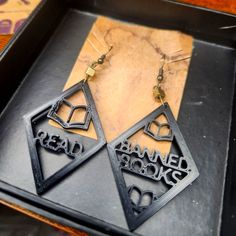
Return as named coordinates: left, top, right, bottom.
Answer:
left=107, top=103, right=199, bottom=230
left=24, top=81, right=105, bottom=194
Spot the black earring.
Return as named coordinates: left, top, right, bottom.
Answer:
left=107, top=57, right=199, bottom=230
left=24, top=47, right=112, bottom=194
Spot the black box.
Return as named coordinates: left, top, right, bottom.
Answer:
left=0, top=1, right=235, bottom=235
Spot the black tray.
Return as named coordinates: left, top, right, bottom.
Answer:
left=0, top=0, right=235, bottom=235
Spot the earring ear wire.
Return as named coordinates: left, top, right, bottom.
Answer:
left=84, top=45, right=113, bottom=83
left=153, top=55, right=166, bottom=105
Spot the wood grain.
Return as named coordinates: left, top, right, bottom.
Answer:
left=0, top=200, right=87, bottom=236
left=179, top=0, right=236, bottom=14
left=2, top=0, right=235, bottom=234
left=0, top=34, right=11, bottom=50
left=50, top=16, right=193, bottom=154
left=0, top=0, right=41, bottom=12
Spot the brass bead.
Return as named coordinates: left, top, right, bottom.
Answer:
left=97, top=54, right=106, bottom=64
left=157, top=67, right=164, bottom=81
left=157, top=75, right=163, bottom=81
left=97, top=58, right=104, bottom=64
left=86, top=66, right=96, bottom=77
left=153, top=85, right=165, bottom=102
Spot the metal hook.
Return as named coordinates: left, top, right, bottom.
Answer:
left=153, top=55, right=166, bottom=105
left=83, top=45, right=113, bottom=84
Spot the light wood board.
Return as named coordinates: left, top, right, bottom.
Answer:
left=50, top=16, right=193, bottom=154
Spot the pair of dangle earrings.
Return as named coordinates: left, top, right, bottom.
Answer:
left=24, top=46, right=199, bottom=231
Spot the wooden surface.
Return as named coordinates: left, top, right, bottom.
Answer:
left=179, top=0, right=236, bottom=15
left=0, top=11, right=29, bottom=34
left=0, top=0, right=41, bottom=35
left=0, top=0, right=41, bottom=12
left=0, top=200, right=87, bottom=236
left=1, top=1, right=235, bottom=235
left=0, top=34, right=12, bottom=50
left=50, top=16, right=192, bottom=155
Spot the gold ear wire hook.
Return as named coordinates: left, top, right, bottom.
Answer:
left=84, top=45, right=113, bottom=83
left=153, top=55, right=166, bottom=105
left=92, top=26, right=110, bottom=51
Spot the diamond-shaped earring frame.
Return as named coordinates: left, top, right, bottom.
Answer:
left=107, top=103, right=199, bottom=230
left=24, top=81, right=106, bottom=194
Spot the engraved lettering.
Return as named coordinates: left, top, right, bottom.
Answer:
left=35, top=129, right=48, bottom=146
left=157, top=166, right=174, bottom=186
left=47, top=134, right=60, bottom=150
left=34, top=130, right=84, bottom=160
left=58, top=138, right=70, bottom=155
left=70, top=141, right=83, bottom=155
left=167, top=154, right=179, bottom=168
left=172, top=170, right=182, bottom=184
left=115, top=139, right=188, bottom=187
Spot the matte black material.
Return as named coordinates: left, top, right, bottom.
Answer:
left=221, top=76, right=236, bottom=236
left=71, top=0, right=236, bottom=46
left=47, top=96, right=92, bottom=130
left=24, top=81, right=106, bottom=194
left=144, top=117, right=173, bottom=141
left=0, top=0, right=66, bottom=111
left=108, top=103, right=199, bottom=230
left=0, top=0, right=235, bottom=235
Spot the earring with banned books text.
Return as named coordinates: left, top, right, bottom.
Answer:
left=107, top=55, right=199, bottom=231
left=24, top=46, right=113, bottom=194
left=152, top=55, right=167, bottom=105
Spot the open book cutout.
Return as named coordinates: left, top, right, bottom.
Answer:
left=24, top=82, right=105, bottom=194
left=107, top=103, right=199, bottom=230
